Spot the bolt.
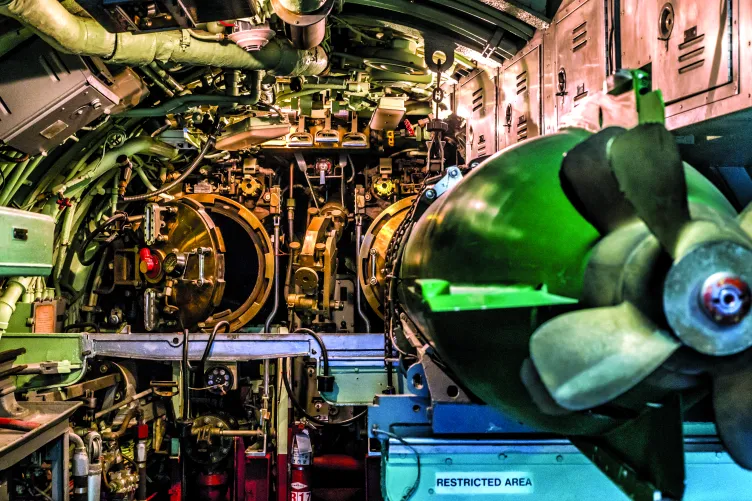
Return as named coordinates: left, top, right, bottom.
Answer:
left=556, top=455, right=564, bottom=463
left=498, top=453, right=507, bottom=460
left=425, top=189, right=436, bottom=200
left=445, top=458, right=452, bottom=465
left=699, top=272, right=751, bottom=325
left=448, top=168, right=458, bottom=178
left=428, top=489, right=435, bottom=495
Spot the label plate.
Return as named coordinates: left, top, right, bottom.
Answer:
left=435, top=472, right=534, bottom=495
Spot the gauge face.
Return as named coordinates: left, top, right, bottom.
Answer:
left=204, top=365, right=233, bottom=394
left=163, top=252, right=185, bottom=276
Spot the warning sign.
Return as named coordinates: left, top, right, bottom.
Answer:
left=435, top=472, right=534, bottom=495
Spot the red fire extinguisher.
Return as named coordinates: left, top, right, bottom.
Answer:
left=290, top=426, right=312, bottom=501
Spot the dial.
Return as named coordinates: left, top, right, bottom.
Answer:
left=163, top=252, right=187, bottom=276
left=204, top=365, right=233, bottom=395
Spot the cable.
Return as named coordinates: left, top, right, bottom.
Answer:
left=293, top=328, right=329, bottom=375
left=185, top=320, right=231, bottom=374
left=281, top=357, right=366, bottom=426
left=121, top=112, right=222, bottom=202
left=0, top=150, right=29, bottom=163
left=76, top=212, right=129, bottom=266
left=63, top=322, right=100, bottom=333
left=200, top=320, right=230, bottom=366
left=372, top=428, right=420, bottom=501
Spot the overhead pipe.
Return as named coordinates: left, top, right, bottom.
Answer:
left=0, top=0, right=328, bottom=75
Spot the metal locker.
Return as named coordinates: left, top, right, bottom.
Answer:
left=498, top=43, right=542, bottom=148
left=554, top=0, right=607, bottom=127
left=653, top=0, right=737, bottom=111
left=458, top=69, right=497, bottom=162
left=619, top=0, right=655, bottom=70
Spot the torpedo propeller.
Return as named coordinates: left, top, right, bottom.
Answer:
left=528, top=123, right=752, bottom=469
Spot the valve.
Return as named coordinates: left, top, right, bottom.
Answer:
left=138, top=248, right=161, bottom=279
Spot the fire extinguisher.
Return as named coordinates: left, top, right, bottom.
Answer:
left=290, top=426, right=313, bottom=501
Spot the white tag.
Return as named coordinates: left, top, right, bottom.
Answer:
left=435, top=472, right=534, bottom=495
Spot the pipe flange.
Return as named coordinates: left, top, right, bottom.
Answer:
left=271, top=0, right=335, bottom=26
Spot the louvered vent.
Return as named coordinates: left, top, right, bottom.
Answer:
left=677, top=26, right=705, bottom=74
left=572, top=21, right=588, bottom=52
left=516, top=70, right=527, bottom=95
left=517, top=115, right=528, bottom=142
left=472, top=87, right=483, bottom=114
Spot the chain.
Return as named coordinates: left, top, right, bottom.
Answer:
left=380, top=72, right=448, bottom=388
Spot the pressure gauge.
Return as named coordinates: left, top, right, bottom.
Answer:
left=163, top=252, right=187, bottom=276
left=204, top=365, right=234, bottom=395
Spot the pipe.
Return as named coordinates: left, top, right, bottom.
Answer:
left=181, top=329, right=191, bottom=420
left=276, top=85, right=346, bottom=102
left=119, top=94, right=263, bottom=117
left=148, top=62, right=187, bottom=94
left=192, top=428, right=265, bottom=437
left=51, top=137, right=178, bottom=197
left=264, top=216, right=281, bottom=334
left=136, top=423, right=147, bottom=501
left=262, top=216, right=281, bottom=429
left=140, top=65, right=175, bottom=98
left=0, top=0, right=328, bottom=75
left=85, top=432, right=102, bottom=501
left=133, top=165, right=158, bottom=192
left=95, top=388, right=153, bottom=419
left=354, top=215, right=371, bottom=333
left=0, top=157, right=28, bottom=205
left=246, top=70, right=263, bottom=105
left=0, top=276, right=32, bottom=339
left=225, top=69, right=240, bottom=97
left=69, top=430, right=89, bottom=501
left=121, top=124, right=218, bottom=202
left=101, top=407, right=137, bottom=440
left=0, top=155, right=43, bottom=206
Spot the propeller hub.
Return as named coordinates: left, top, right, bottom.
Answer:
left=664, top=241, right=752, bottom=356
left=700, top=272, right=752, bottom=325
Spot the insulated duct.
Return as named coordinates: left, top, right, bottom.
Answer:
left=0, top=0, right=328, bottom=75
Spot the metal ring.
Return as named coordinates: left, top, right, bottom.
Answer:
left=270, top=0, right=335, bottom=26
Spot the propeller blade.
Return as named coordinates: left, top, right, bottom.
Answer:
left=712, top=354, right=752, bottom=470
left=608, top=123, right=690, bottom=257
left=529, top=302, right=681, bottom=411
left=560, top=126, right=636, bottom=234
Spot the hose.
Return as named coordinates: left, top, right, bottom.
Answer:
left=294, top=327, right=329, bottom=375
left=76, top=212, right=128, bottom=266
left=282, top=357, right=366, bottom=426
left=0, top=150, right=29, bottom=163
left=121, top=115, right=221, bottom=202
left=199, top=320, right=230, bottom=366
left=63, top=322, right=100, bottom=333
